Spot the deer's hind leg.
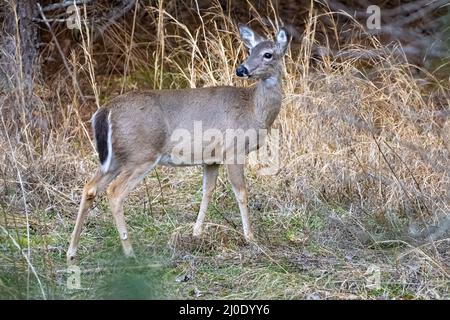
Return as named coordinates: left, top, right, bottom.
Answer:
left=67, top=169, right=117, bottom=265
left=106, top=158, right=160, bottom=257
left=227, top=164, right=254, bottom=242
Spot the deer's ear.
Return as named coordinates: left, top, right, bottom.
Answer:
left=239, top=25, right=264, bottom=50
left=275, top=27, right=289, bottom=54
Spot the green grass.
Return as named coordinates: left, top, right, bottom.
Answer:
left=0, top=161, right=448, bottom=300
left=1, top=170, right=448, bottom=300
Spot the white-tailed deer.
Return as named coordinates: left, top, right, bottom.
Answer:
left=67, top=25, right=289, bottom=264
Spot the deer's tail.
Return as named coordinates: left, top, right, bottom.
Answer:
left=92, top=108, right=113, bottom=173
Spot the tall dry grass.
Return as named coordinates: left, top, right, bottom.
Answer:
left=0, top=0, right=449, bottom=299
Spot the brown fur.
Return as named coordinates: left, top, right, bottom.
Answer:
left=104, top=82, right=282, bottom=167
left=67, top=26, right=290, bottom=264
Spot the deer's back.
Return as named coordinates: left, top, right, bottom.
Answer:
left=106, top=86, right=257, bottom=131
left=102, top=86, right=257, bottom=165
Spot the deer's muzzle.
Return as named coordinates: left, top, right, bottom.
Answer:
left=236, top=65, right=249, bottom=77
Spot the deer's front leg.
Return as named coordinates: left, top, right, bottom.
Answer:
left=67, top=170, right=116, bottom=265
left=193, top=164, right=220, bottom=237
left=226, top=164, right=254, bottom=242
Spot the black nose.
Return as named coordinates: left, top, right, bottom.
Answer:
left=236, top=65, right=249, bottom=77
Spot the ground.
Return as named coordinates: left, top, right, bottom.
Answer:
left=1, top=164, right=447, bottom=299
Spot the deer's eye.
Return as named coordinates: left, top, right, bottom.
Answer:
left=263, top=53, right=273, bottom=59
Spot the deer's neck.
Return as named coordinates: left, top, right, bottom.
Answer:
left=253, top=74, right=283, bottom=128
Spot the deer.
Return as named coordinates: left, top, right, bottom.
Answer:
left=67, top=25, right=290, bottom=264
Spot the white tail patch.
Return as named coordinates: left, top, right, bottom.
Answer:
left=101, top=111, right=113, bottom=173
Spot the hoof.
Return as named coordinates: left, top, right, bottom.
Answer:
left=192, top=226, right=203, bottom=238
left=244, top=233, right=255, bottom=243
left=123, top=248, right=135, bottom=259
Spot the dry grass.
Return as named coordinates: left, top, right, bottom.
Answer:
left=0, top=1, right=449, bottom=299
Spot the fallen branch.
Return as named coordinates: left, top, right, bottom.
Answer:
left=41, top=0, right=91, bottom=12
left=93, top=0, right=137, bottom=40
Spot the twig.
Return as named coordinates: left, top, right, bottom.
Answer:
left=120, top=0, right=139, bottom=94
left=32, top=18, right=70, bottom=23
left=36, top=2, right=87, bottom=104
left=0, top=225, right=47, bottom=299
left=391, top=0, right=448, bottom=27
left=41, top=0, right=91, bottom=12
left=56, top=263, right=163, bottom=274
left=93, top=0, right=137, bottom=41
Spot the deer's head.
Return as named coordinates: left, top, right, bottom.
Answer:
left=236, top=25, right=289, bottom=81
